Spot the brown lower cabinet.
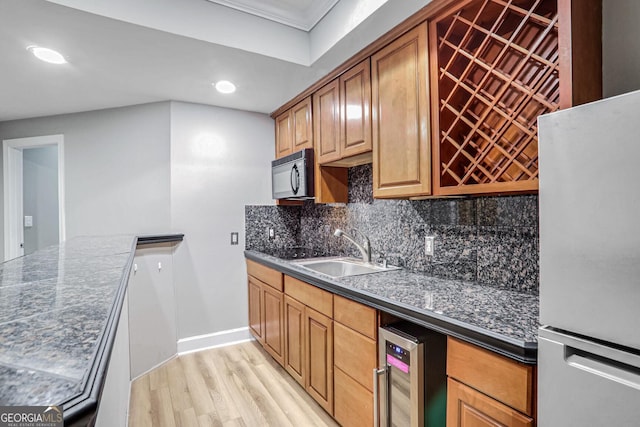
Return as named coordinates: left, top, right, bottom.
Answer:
left=281, top=276, right=378, bottom=424
left=247, top=276, right=263, bottom=343
left=305, top=306, right=333, bottom=413
left=284, top=295, right=305, bottom=385
left=262, top=284, right=284, bottom=366
left=331, top=295, right=378, bottom=427
left=284, top=276, right=334, bottom=414
left=247, top=260, right=284, bottom=367
left=447, top=337, right=536, bottom=427
left=248, top=259, right=537, bottom=427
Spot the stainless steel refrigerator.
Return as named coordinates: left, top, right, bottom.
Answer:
left=538, top=90, right=640, bottom=426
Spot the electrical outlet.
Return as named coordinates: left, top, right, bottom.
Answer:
left=267, top=228, right=275, bottom=240
left=425, top=236, right=435, bottom=256
left=231, top=232, right=239, bottom=245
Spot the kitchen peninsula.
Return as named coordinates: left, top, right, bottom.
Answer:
left=0, top=234, right=183, bottom=425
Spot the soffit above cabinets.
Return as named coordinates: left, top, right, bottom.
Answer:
left=206, top=0, right=340, bottom=31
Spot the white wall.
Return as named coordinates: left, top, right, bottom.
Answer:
left=23, top=146, right=59, bottom=254
left=0, top=100, right=273, bottom=347
left=0, top=102, right=172, bottom=249
left=170, top=101, right=273, bottom=340
left=603, top=0, right=640, bottom=97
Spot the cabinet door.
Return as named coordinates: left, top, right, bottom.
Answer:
left=305, top=307, right=333, bottom=414
left=248, top=277, right=263, bottom=343
left=291, top=97, right=313, bottom=152
left=284, top=295, right=305, bottom=386
left=371, top=23, right=431, bottom=198
left=263, top=285, right=285, bottom=367
left=340, top=58, right=372, bottom=159
left=447, top=378, right=533, bottom=427
left=314, top=79, right=341, bottom=164
left=275, top=110, right=292, bottom=158
left=334, top=367, right=373, bottom=427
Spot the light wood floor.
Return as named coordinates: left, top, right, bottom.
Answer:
left=128, top=340, right=339, bottom=426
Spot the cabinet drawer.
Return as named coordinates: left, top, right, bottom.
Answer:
left=447, top=338, right=535, bottom=416
left=246, top=259, right=283, bottom=291
left=334, top=295, right=376, bottom=339
left=284, top=275, right=332, bottom=317
left=334, top=367, right=373, bottom=427
left=334, top=322, right=376, bottom=391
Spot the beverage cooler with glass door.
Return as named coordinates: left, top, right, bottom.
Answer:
left=374, top=321, right=447, bottom=427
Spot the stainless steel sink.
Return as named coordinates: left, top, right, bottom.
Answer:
left=294, top=257, right=400, bottom=278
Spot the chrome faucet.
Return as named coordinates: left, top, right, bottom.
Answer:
left=334, top=228, right=371, bottom=263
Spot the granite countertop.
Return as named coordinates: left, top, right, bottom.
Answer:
left=0, top=234, right=183, bottom=424
left=245, top=250, right=539, bottom=364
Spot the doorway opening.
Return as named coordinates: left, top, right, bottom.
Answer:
left=3, top=134, right=65, bottom=260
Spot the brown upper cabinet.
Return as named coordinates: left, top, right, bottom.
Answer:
left=312, top=79, right=348, bottom=204
left=314, top=59, right=373, bottom=167
left=275, top=97, right=313, bottom=159
left=272, top=0, right=601, bottom=197
left=312, top=79, right=349, bottom=204
left=313, top=79, right=340, bottom=164
left=428, top=0, right=601, bottom=196
left=372, top=23, right=432, bottom=198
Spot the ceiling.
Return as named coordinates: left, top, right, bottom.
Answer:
left=0, top=0, right=429, bottom=122
left=207, top=0, right=340, bottom=31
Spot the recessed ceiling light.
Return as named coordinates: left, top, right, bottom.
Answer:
left=214, top=80, right=236, bottom=94
left=27, top=45, right=67, bottom=65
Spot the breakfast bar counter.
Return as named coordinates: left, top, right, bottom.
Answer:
left=0, top=234, right=183, bottom=425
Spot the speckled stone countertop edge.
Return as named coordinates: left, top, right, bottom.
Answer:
left=0, top=234, right=185, bottom=425
left=245, top=250, right=538, bottom=364
left=62, top=234, right=185, bottom=424
left=60, top=237, right=136, bottom=425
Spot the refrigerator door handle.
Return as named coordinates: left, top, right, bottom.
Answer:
left=566, top=348, right=640, bottom=391
left=373, top=367, right=387, bottom=427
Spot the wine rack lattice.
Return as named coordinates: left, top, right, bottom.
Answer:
left=433, top=0, right=559, bottom=191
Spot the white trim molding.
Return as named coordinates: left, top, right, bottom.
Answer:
left=205, top=0, right=339, bottom=31
left=177, top=327, right=252, bottom=355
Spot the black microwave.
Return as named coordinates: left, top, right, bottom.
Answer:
left=271, top=149, right=314, bottom=200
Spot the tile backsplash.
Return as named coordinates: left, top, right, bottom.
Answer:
left=246, top=164, right=539, bottom=294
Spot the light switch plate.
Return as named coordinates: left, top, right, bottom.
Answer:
left=24, top=216, right=33, bottom=228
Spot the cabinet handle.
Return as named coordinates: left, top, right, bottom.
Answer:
left=373, top=367, right=387, bottom=427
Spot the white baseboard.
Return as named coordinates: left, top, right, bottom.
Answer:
left=177, top=327, right=253, bottom=355
left=130, top=354, right=178, bottom=381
